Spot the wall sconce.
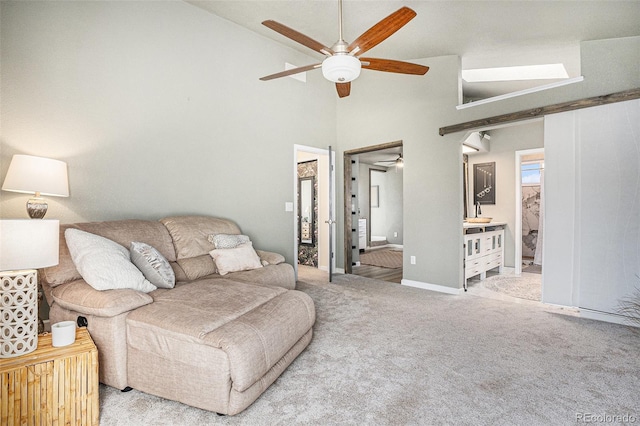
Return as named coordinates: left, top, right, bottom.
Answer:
left=0, top=220, right=60, bottom=358
left=2, top=155, right=69, bottom=219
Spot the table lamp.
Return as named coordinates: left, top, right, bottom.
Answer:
left=2, top=155, right=69, bottom=219
left=0, top=220, right=59, bottom=358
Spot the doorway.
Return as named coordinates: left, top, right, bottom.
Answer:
left=344, top=141, right=403, bottom=283
left=515, top=148, right=544, bottom=276
left=294, top=145, right=335, bottom=278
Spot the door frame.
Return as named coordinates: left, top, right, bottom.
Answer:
left=343, top=140, right=403, bottom=274
left=514, top=147, right=544, bottom=275
left=293, top=145, right=336, bottom=278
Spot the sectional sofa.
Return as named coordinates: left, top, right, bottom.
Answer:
left=40, top=215, right=316, bottom=415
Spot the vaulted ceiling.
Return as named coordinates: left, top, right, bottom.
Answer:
left=187, top=1, right=640, bottom=99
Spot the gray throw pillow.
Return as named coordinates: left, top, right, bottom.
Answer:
left=65, top=229, right=156, bottom=293
left=208, top=233, right=251, bottom=249
left=130, top=242, right=175, bottom=289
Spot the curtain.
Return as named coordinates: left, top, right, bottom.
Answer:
left=534, top=166, right=544, bottom=265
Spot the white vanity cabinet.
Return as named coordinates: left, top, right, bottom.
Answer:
left=463, top=224, right=505, bottom=290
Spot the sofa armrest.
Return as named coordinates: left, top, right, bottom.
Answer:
left=255, top=250, right=285, bottom=265
left=51, top=279, right=153, bottom=318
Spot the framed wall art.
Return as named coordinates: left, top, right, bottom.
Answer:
left=473, top=162, right=495, bottom=205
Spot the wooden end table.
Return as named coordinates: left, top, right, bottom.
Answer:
left=0, top=327, right=99, bottom=425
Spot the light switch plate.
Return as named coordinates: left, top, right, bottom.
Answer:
left=285, top=202, right=294, bottom=212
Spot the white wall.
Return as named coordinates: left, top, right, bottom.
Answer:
left=468, top=121, right=544, bottom=267
left=0, top=1, right=336, bottom=263
left=370, top=168, right=403, bottom=245
left=544, top=99, right=640, bottom=315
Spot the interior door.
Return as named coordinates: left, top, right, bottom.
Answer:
left=327, top=145, right=335, bottom=282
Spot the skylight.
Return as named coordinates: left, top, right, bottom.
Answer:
left=462, top=64, right=569, bottom=83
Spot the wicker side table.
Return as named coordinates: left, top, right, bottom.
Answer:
left=0, top=327, right=99, bottom=425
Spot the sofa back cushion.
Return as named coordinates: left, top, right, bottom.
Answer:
left=42, top=219, right=177, bottom=287
left=160, top=216, right=242, bottom=280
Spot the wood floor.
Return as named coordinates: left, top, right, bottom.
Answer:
left=352, top=263, right=403, bottom=283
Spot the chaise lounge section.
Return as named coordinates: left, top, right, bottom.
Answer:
left=40, top=215, right=315, bottom=415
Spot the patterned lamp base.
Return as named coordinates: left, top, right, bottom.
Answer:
left=0, top=269, right=38, bottom=358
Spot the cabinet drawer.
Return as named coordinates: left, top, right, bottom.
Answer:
left=485, top=258, right=502, bottom=271
left=465, top=267, right=483, bottom=279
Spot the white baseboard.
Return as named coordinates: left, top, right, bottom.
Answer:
left=401, top=279, right=463, bottom=295
left=335, top=267, right=345, bottom=274
left=579, top=308, right=639, bottom=327
left=366, top=244, right=403, bottom=251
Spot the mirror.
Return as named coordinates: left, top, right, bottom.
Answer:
left=299, top=177, right=315, bottom=245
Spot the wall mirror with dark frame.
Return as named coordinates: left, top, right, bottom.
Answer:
left=299, top=176, right=315, bottom=245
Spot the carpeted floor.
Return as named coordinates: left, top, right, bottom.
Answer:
left=98, top=267, right=640, bottom=425
left=359, top=249, right=402, bottom=269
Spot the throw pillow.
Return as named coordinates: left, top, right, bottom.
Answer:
left=130, top=241, right=175, bottom=289
left=208, top=233, right=251, bottom=249
left=209, top=242, right=263, bottom=276
left=64, top=229, right=156, bottom=293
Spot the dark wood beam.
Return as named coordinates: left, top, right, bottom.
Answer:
left=439, top=88, right=640, bottom=136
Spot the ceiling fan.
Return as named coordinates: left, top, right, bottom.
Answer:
left=374, top=153, right=404, bottom=168
left=259, top=0, right=429, bottom=98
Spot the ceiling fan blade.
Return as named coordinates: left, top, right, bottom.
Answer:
left=361, top=58, right=429, bottom=75
left=260, top=63, right=322, bottom=81
left=336, top=82, right=351, bottom=98
left=262, top=20, right=334, bottom=56
left=347, top=7, right=416, bottom=56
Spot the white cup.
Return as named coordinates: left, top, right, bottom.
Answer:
left=51, top=321, right=76, bottom=347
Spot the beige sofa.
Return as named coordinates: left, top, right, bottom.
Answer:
left=40, top=215, right=315, bottom=415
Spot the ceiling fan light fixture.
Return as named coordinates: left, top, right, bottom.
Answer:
left=395, top=154, right=404, bottom=168
left=322, top=55, right=361, bottom=83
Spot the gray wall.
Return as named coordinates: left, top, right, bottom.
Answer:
left=337, top=55, right=465, bottom=288
left=1, top=0, right=639, bottom=294
left=468, top=121, right=544, bottom=268
left=0, top=1, right=336, bottom=263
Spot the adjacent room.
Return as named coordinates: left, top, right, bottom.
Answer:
left=1, top=1, right=639, bottom=424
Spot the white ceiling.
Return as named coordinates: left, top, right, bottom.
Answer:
left=186, top=0, right=640, bottom=99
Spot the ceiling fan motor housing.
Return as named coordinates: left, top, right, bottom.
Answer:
left=322, top=55, right=361, bottom=83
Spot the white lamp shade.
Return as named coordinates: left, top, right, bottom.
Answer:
left=2, top=155, right=69, bottom=197
left=322, top=55, right=361, bottom=83
left=0, top=220, right=60, bottom=270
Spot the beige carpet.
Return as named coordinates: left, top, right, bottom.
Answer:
left=359, top=249, right=402, bottom=269
left=98, top=267, right=640, bottom=425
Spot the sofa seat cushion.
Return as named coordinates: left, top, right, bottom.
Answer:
left=126, top=279, right=315, bottom=393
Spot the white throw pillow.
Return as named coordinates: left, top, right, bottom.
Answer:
left=130, top=241, right=175, bottom=289
left=207, top=233, right=251, bottom=249
left=65, top=229, right=156, bottom=293
left=209, top=242, right=263, bottom=276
